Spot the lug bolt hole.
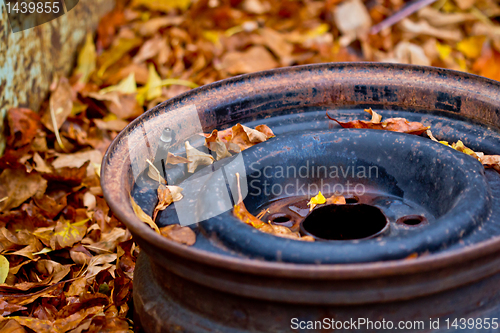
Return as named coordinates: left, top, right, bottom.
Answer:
left=397, top=215, right=428, bottom=227
left=269, top=214, right=294, bottom=227
left=345, top=195, right=359, bottom=204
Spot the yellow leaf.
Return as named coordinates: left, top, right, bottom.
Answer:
left=50, top=218, right=88, bottom=250
left=74, top=33, right=96, bottom=84
left=307, top=191, right=326, bottom=211
left=130, top=195, right=160, bottom=233
left=97, top=38, right=142, bottom=77
left=306, top=23, right=330, bottom=38
left=131, top=0, right=191, bottom=12
left=436, top=41, right=452, bottom=60
left=456, top=36, right=485, bottom=59
left=0, top=254, right=9, bottom=284
left=442, top=1, right=456, bottom=12
left=146, top=64, right=162, bottom=101
left=455, top=56, right=468, bottom=71
left=100, top=73, right=137, bottom=94
left=202, top=30, right=221, bottom=47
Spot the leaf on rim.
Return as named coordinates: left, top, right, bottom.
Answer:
left=166, top=152, right=189, bottom=165
left=185, top=141, right=214, bottom=173
left=130, top=195, right=160, bottom=233
left=480, top=155, right=500, bottom=173
left=159, top=225, right=196, bottom=245
left=307, top=191, right=326, bottom=211
left=230, top=124, right=268, bottom=150
left=205, top=129, right=232, bottom=160
left=153, top=184, right=183, bottom=221
left=327, top=111, right=430, bottom=135
left=325, top=195, right=346, bottom=205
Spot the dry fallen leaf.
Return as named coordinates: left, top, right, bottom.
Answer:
left=74, top=33, right=96, bottom=85
left=230, top=124, right=270, bottom=150
left=131, top=0, right=192, bottom=12
left=233, top=173, right=313, bottom=241
left=307, top=191, right=326, bottom=211
left=334, top=0, right=371, bottom=46
left=166, top=152, right=189, bottom=165
left=153, top=184, right=183, bottom=221
left=6, top=108, right=41, bottom=148
left=41, top=77, right=74, bottom=132
left=221, top=46, right=279, bottom=75
left=159, top=225, right=196, bottom=245
left=50, top=219, right=88, bottom=250
left=0, top=169, right=47, bottom=212
left=185, top=141, right=215, bottom=173
left=130, top=195, right=160, bottom=233
left=0, top=255, right=9, bottom=284
left=205, top=129, right=232, bottom=160
left=481, top=155, right=500, bottom=172
left=326, top=195, right=347, bottom=205
left=327, top=111, right=430, bottom=135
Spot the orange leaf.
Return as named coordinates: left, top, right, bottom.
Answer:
left=327, top=111, right=429, bottom=135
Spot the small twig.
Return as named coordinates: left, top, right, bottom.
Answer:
left=370, top=0, right=438, bottom=35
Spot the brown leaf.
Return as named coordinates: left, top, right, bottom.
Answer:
left=93, top=118, right=129, bottom=132
left=325, top=195, right=347, bottom=205
left=481, top=155, right=500, bottom=173
left=153, top=184, right=183, bottom=221
left=43, top=161, right=90, bottom=186
left=160, top=225, right=196, bottom=245
left=233, top=173, right=265, bottom=228
left=230, top=123, right=272, bottom=150
left=0, top=300, right=27, bottom=316
left=96, top=7, right=126, bottom=50
left=259, top=28, right=294, bottom=65
left=52, top=150, right=102, bottom=178
left=221, top=46, right=278, bottom=75
left=88, top=92, right=144, bottom=120
left=41, top=78, right=74, bottom=132
left=205, top=129, right=232, bottom=160
left=0, top=169, right=47, bottom=212
left=6, top=108, right=41, bottom=148
left=34, top=194, right=67, bottom=219
left=133, top=35, right=167, bottom=64
left=32, top=153, right=52, bottom=173
left=0, top=319, right=28, bottom=333
left=326, top=111, right=429, bottom=135
left=83, top=227, right=131, bottom=254
left=133, top=16, right=183, bottom=36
